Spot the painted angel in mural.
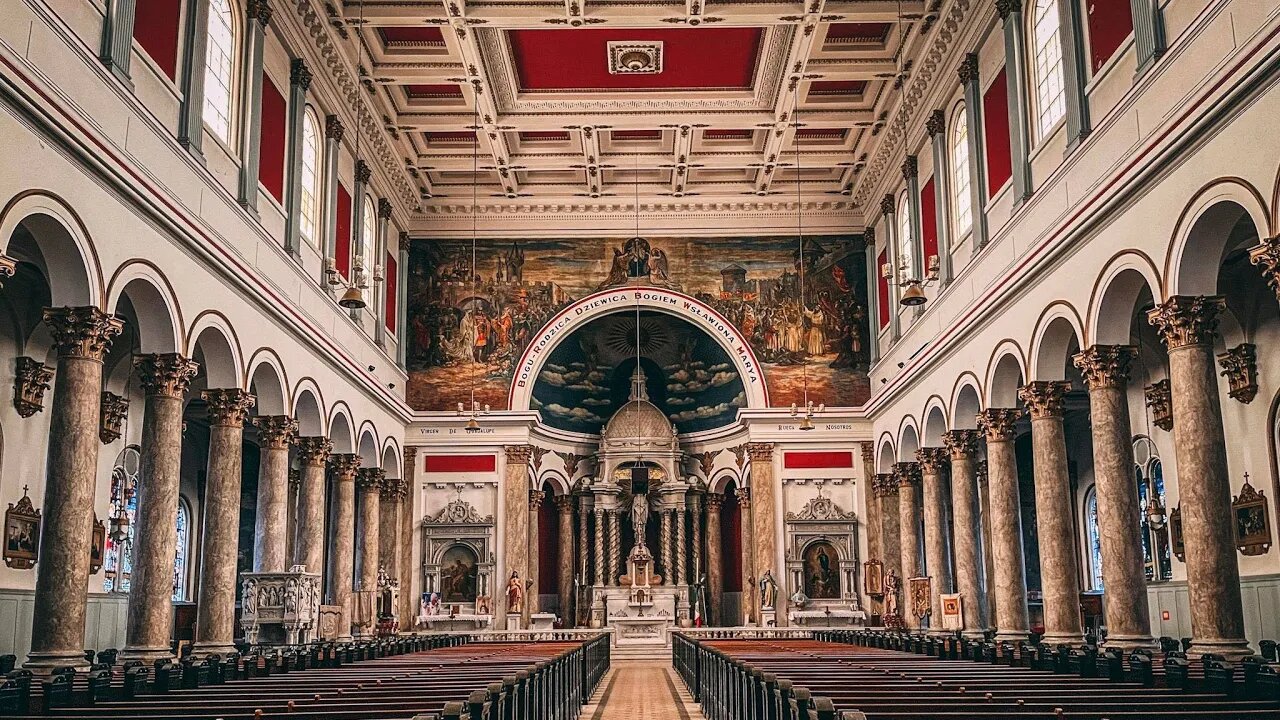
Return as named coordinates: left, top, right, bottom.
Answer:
left=599, top=248, right=629, bottom=289
left=648, top=248, right=670, bottom=284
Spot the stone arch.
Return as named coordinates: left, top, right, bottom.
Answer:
left=187, top=311, right=244, bottom=390
left=328, top=403, right=355, bottom=454
left=1029, top=303, right=1085, bottom=382
left=1088, top=253, right=1162, bottom=346
left=708, top=468, right=740, bottom=495
left=0, top=191, right=102, bottom=307
left=537, top=470, right=572, bottom=496
left=107, top=262, right=182, bottom=354
left=921, top=398, right=948, bottom=447
left=897, top=420, right=920, bottom=462
left=246, top=349, right=289, bottom=416
left=357, top=422, right=380, bottom=466
left=1165, top=179, right=1271, bottom=298
left=876, top=434, right=896, bottom=474
left=381, top=440, right=402, bottom=479
left=293, top=380, right=325, bottom=436
left=985, top=342, right=1026, bottom=408
left=950, top=375, right=983, bottom=430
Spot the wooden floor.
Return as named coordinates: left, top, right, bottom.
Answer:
left=583, top=661, right=703, bottom=719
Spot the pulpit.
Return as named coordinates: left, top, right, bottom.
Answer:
left=239, top=565, right=321, bottom=647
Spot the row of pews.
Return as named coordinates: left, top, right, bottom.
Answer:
left=674, top=630, right=1280, bottom=720
left=0, top=632, right=610, bottom=720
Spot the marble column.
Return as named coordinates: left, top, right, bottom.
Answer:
left=577, top=496, right=590, bottom=590
left=27, top=307, right=122, bottom=673
left=704, top=493, right=724, bottom=626
left=606, top=509, right=620, bottom=587
left=875, top=475, right=902, bottom=622
left=689, top=494, right=703, bottom=585
left=1074, top=345, right=1156, bottom=649
left=660, top=508, right=674, bottom=585
left=556, top=496, right=575, bottom=624
left=916, top=447, right=952, bottom=632
left=399, top=447, right=417, bottom=623
left=328, top=453, right=361, bottom=641
left=356, top=468, right=384, bottom=636
left=894, top=462, right=923, bottom=629
left=501, top=445, right=531, bottom=628
left=252, top=415, right=297, bottom=572
left=527, top=489, right=544, bottom=619
left=121, top=353, right=199, bottom=664
left=977, top=409, right=1029, bottom=642
left=859, top=443, right=880, bottom=579
left=379, top=478, right=405, bottom=587
left=1019, top=381, right=1084, bottom=646
left=944, top=430, right=987, bottom=638
left=593, top=507, right=606, bottom=587
left=1148, top=296, right=1249, bottom=657
left=978, top=460, right=997, bottom=623
left=675, top=502, right=688, bottom=587
left=736, top=487, right=755, bottom=624
left=293, top=437, right=332, bottom=575
left=286, top=469, right=300, bottom=565
left=747, top=443, right=781, bottom=623
left=193, top=389, right=255, bottom=657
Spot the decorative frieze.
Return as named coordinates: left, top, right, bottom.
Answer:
left=1144, top=380, right=1173, bottom=431
left=13, top=357, right=54, bottom=418
left=1217, top=343, right=1258, bottom=404
left=99, top=391, right=129, bottom=444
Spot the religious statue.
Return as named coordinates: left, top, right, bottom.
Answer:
left=476, top=595, right=492, bottom=615
left=758, top=569, right=778, bottom=610
left=505, top=571, right=524, bottom=614
left=630, top=491, right=650, bottom=550
left=790, top=589, right=808, bottom=609
left=883, top=569, right=900, bottom=617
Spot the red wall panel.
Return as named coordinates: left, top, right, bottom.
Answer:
left=784, top=451, right=854, bottom=469
left=423, top=454, right=496, bottom=473
left=259, top=75, right=288, bottom=203
left=721, top=484, right=742, bottom=593
left=876, top=249, right=890, bottom=328
left=335, top=184, right=352, bottom=278
left=538, top=491, right=557, bottom=595
left=385, top=252, right=398, bottom=332
left=983, top=66, right=1012, bottom=199
left=133, top=0, right=181, bottom=80
left=920, top=177, right=938, bottom=267
left=1086, top=0, right=1134, bottom=74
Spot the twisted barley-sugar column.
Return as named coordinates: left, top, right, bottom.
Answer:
left=894, top=461, right=923, bottom=630
left=527, top=488, right=544, bottom=620
left=943, top=429, right=987, bottom=638
left=675, top=501, right=688, bottom=587
left=1073, top=345, right=1156, bottom=649
left=606, top=508, right=620, bottom=587
left=977, top=408, right=1030, bottom=642
left=121, top=352, right=199, bottom=665
left=327, top=453, right=361, bottom=641
left=293, top=437, right=333, bottom=576
left=555, top=496, right=575, bottom=624
left=501, top=444, right=532, bottom=628
left=704, top=493, right=724, bottom=626
left=194, top=389, right=256, bottom=657
left=577, top=496, right=590, bottom=592
left=355, top=467, right=384, bottom=637
left=660, top=508, right=674, bottom=586
left=1148, top=296, right=1249, bottom=657
left=689, top=494, right=703, bottom=587
left=593, top=506, right=606, bottom=587
left=747, top=443, right=782, bottom=624
left=736, top=487, right=755, bottom=624
left=27, top=307, right=122, bottom=674
left=1019, top=380, right=1084, bottom=647
left=252, top=414, right=297, bottom=572
left=916, top=447, right=952, bottom=634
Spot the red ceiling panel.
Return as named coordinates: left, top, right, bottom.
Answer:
left=612, top=130, right=661, bottom=140
left=406, top=84, right=463, bottom=99
left=797, top=128, right=846, bottom=141
left=809, top=80, right=867, bottom=96
left=877, top=248, right=890, bottom=328
left=380, top=27, right=446, bottom=46
left=1086, top=0, right=1134, bottom=74
left=921, top=177, right=938, bottom=266
left=825, top=22, right=892, bottom=43
left=133, top=0, right=181, bottom=80
left=508, top=28, right=764, bottom=91
left=424, top=132, right=477, bottom=144
left=520, top=131, right=572, bottom=142
left=704, top=129, right=753, bottom=140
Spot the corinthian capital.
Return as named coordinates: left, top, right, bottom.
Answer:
left=356, top=467, right=385, bottom=492
left=253, top=414, right=298, bottom=449
left=202, top=389, right=256, bottom=427
left=942, top=429, right=980, bottom=459
left=995, top=0, right=1022, bottom=21
left=1018, top=381, right=1072, bottom=420
left=893, top=461, right=921, bottom=488
left=505, top=444, right=533, bottom=464
left=958, top=53, right=980, bottom=87
left=1250, top=236, right=1280, bottom=301
left=43, top=306, right=123, bottom=361
left=873, top=473, right=899, bottom=497
left=926, top=110, right=946, bottom=138
left=1073, top=345, right=1137, bottom=391
left=915, top=447, right=948, bottom=473
left=295, top=436, right=333, bottom=466
left=976, top=408, right=1022, bottom=441
left=746, top=442, right=775, bottom=462
left=1147, top=295, right=1225, bottom=351
left=329, top=453, right=362, bottom=480
left=134, top=353, right=199, bottom=399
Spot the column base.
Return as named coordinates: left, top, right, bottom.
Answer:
left=1040, top=631, right=1084, bottom=647
left=993, top=629, right=1030, bottom=644
left=118, top=645, right=175, bottom=665
left=24, top=650, right=91, bottom=675
left=1101, top=634, right=1158, bottom=651
left=1188, top=637, right=1252, bottom=660
left=961, top=628, right=988, bottom=641
left=190, top=641, right=238, bottom=658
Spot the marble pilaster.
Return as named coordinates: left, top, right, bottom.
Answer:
left=252, top=415, right=297, bottom=572
left=859, top=442, right=880, bottom=582
left=1019, top=380, right=1083, bottom=647
left=874, top=474, right=902, bottom=593
left=399, top=447, right=417, bottom=623
left=328, top=453, right=361, bottom=641
left=736, top=487, right=755, bottom=624
left=1074, top=345, right=1156, bottom=649
left=193, top=388, right=255, bottom=656
left=747, top=443, right=781, bottom=623
left=894, top=461, right=923, bottom=629
left=27, top=308, right=121, bottom=673
left=555, top=496, right=575, bottom=624
left=977, top=409, right=1030, bottom=642
left=527, top=489, right=544, bottom=619
left=1148, top=296, right=1249, bottom=657
left=293, top=437, right=332, bottom=575
left=121, top=352, right=199, bottom=664
left=501, top=445, right=532, bottom=628
left=916, top=447, right=952, bottom=632
left=704, top=493, right=725, bottom=626
left=943, top=430, right=987, bottom=638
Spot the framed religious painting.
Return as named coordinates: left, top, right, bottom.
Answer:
left=863, top=559, right=884, bottom=598
left=90, top=517, right=106, bottom=574
left=1232, top=475, right=1271, bottom=556
left=1169, top=506, right=1185, bottom=562
left=4, top=488, right=40, bottom=570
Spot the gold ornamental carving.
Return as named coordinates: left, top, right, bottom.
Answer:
left=734, top=486, right=751, bottom=510
left=942, top=429, right=979, bottom=459
left=202, top=389, right=256, bottom=427
left=134, top=353, right=199, bottom=399
left=253, top=415, right=299, bottom=449
left=1217, top=343, right=1258, bottom=404
left=1073, top=345, right=1137, bottom=390
left=915, top=447, right=948, bottom=473
left=13, top=357, right=54, bottom=418
left=1144, top=380, right=1173, bottom=431
left=1232, top=474, right=1271, bottom=557
left=1018, top=381, right=1072, bottom=419
left=1249, top=236, right=1280, bottom=301
left=746, top=442, right=775, bottom=463
left=1147, top=295, right=1225, bottom=350
left=99, top=391, right=129, bottom=444
left=504, top=444, right=533, bottom=464
left=43, top=307, right=123, bottom=360
left=3, top=487, right=40, bottom=570
left=976, top=408, right=1021, bottom=441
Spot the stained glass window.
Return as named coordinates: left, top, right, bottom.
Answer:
left=172, top=501, right=189, bottom=601
left=1085, top=487, right=1103, bottom=590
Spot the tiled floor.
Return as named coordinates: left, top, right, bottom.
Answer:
left=583, top=661, right=703, bottom=719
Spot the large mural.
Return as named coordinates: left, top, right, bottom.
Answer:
left=405, top=234, right=871, bottom=422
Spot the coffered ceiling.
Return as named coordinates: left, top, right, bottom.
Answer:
left=337, top=0, right=943, bottom=221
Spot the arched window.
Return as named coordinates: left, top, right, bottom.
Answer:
left=203, top=0, right=237, bottom=143
left=172, top=499, right=190, bottom=601
left=1133, top=436, right=1172, bottom=582
left=299, top=109, right=322, bottom=246
left=897, top=194, right=914, bottom=281
left=1084, top=486, right=1103, bottom=591
left=1031, top=0, right=1067, bottom=137
left=360, top=195, right=377, bottom=284
left=950, top=107, right=973, bottom=238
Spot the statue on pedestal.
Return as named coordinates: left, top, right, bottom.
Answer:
left=506, top=570, right=524, bottom=614
left=630, top=489, right=650, bottom=550
left=759, top=569, right=778, bottom=610
left=883, top=569, right=900, bottom=618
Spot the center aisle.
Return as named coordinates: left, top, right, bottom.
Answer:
left=582, top=659, right=704, bottom=719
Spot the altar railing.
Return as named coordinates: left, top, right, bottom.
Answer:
left=674, top=627, right=816, bottom=641
left=445, top=628, right=614, bottom=643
